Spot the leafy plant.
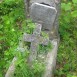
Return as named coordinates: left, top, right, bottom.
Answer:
left=0, top=0, right=52, bottom=77
left=55, top=0, right=77, bottom=77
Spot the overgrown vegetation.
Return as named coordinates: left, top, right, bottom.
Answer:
left=13, top=49, right=45, bottom=77
left=0, top=0, right=25, bottom=76
left=0, top=0, right=77, bottom=77
left=55, top=0, right=77, bottom=77
left=0, top=0, right=51, bottom=77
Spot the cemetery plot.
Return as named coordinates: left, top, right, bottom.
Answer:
left=5, top=0, right=60, bottom=77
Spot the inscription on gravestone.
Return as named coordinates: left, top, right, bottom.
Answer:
left=23, top=23, right=49, bottom=63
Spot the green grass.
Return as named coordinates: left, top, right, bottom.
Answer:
left=54, top=0, right=77, bottom=77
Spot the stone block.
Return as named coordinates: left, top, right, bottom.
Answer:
left=30, top=3, right=57, bottom=31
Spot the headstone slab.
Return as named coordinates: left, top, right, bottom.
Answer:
left=30, top=3, right=57, bottom=31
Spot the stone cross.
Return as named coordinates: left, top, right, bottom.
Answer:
left=30, top=3, right=57, bottom=31
left=23, top=23, right=49, bottom=63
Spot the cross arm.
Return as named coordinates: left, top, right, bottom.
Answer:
left=23, top=33, right=49, bottom=45
left=23, top=33, right=34, bottom=42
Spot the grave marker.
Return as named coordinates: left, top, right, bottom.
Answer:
left=30, top=3, right=57, bottom=31
left=23, top=23, right=49, bottom=63
left=5, top=0, right=60, bottom=77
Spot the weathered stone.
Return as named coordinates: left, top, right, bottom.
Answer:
left=5, top=57, right=17, bottom=77
left=30, top=3, right=57, bottom=31
left=43, top=39, right=58, bottom=77
left=23, top=23, right=49, bottom=63
left=30, top=0, right=56, bottom=7
left=51, top=0, right=61, bottom=40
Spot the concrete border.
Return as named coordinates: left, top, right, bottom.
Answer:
left=43, top=39, right=59, bottom=77
left=5, top=57, right=17, bottom=77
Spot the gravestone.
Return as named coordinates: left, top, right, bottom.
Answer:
left=23, top=23, right=49, bottom=63
left=26, top=0, right=61, bottom=77
left=27, top=0, right=60, bottom=40
left=30, top=3, right=57, bottom=31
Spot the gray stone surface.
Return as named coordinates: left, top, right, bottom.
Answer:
left=43, top=39, right=58, bottom=77
left=23, top=23, right=49, bottom=63
left=5, top=57, right=17, bottom=77
left=30, top=3, right=57, bottom=31
left=30, top=0, right=56, bottom=7
left=52, top=0, right=61, bottom=39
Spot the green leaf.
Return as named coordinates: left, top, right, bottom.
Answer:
left=61, top=3, right=72, bottom=11
left=0, top=73, right=2, bottom=77
left=72, top=0, right=77, bottom=3
left=71, top=11, right=77, bottom=17
left=61, top=3, right=66, bottom=9
left=72, top=76, right=77, bottom=77
left=65, top=3, right=72, bottom=11
left=0, top=25, right=3, bottom=29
